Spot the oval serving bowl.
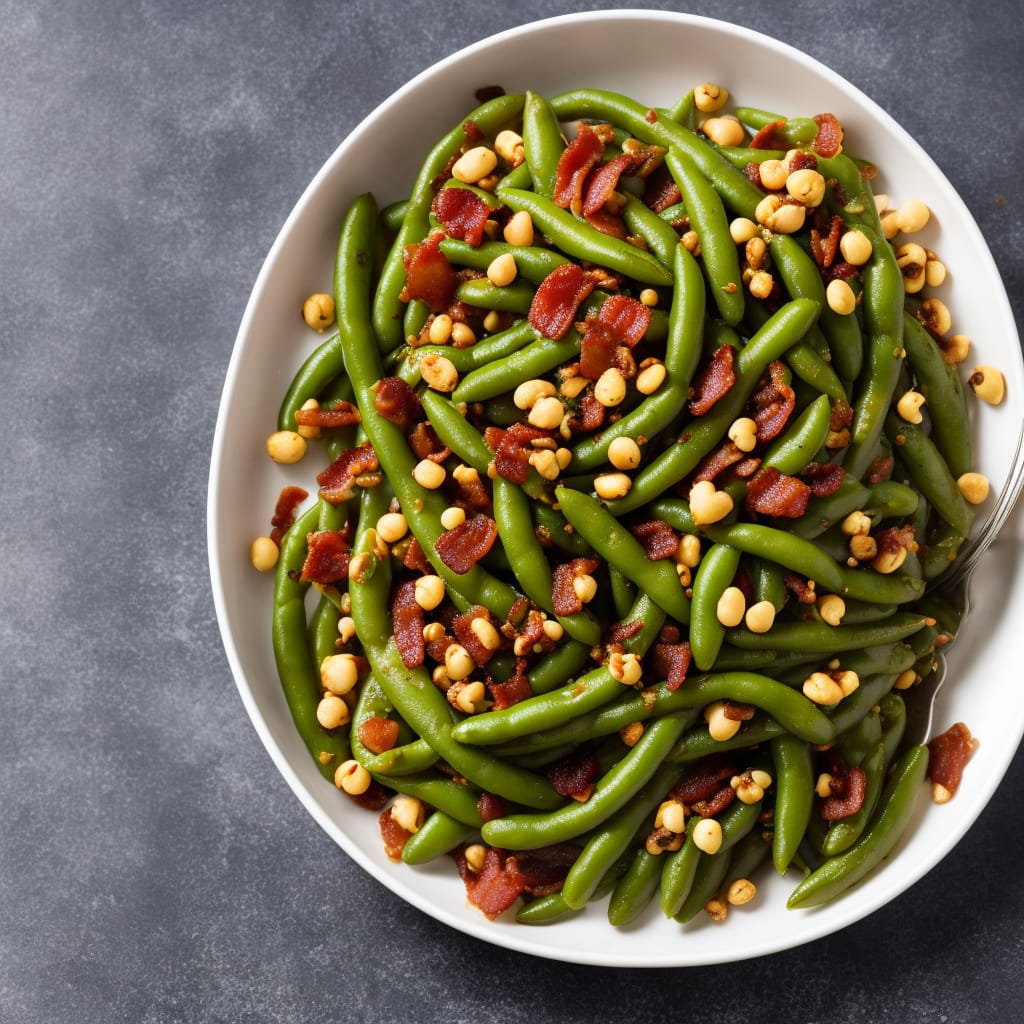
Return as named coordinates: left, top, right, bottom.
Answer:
left=208, top=10, right=1024, bottom=966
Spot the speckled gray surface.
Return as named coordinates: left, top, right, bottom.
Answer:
left=3, top=1, right=1023, bottom=1021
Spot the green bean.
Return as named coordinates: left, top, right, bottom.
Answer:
left=608, top=845, right=664, bottom=926
left=379, top=771, right=484, bottom=828
left=456, top=276, right=536, bottom=314
left=401, top=811, right=477, bottom=865
left=689, top=542, right=741, bottom=671
left=770, top=733, right=815, bottom=873
left=821, top=741, right=886, bottom=857
left=522, top=89, right=564, bottom=197
left=480, top=713, right=690, bottom=850
left=622, top=193, right=680, bottom=269
left=439, top=238, right=569, bottom=284
left=668, top=718, right=786, bottom=763
left=724, top=613, right=927, bottom=655
left=277, top=331, right=346, bottom=431
left=787, top=744, right=929, bottom=908
left=659, top=816, right=703, bottom=918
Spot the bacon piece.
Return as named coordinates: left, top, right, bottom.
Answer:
left=783, top=570, right=817, bottom=604
left=810, top=213, right=844, bottom=270
left=583, top=152, right=643, bottom=218
left=374, top=377, right=423, bottom=431
left=865, top=454, right=894, bottom=484
left=734, top=457, right=761, bottom=478
left=821, top=764, right=867, bottom=821
left=830, top=398, right=854, bottom=431
left=528, top=263, right=597, bottom=340
left=269, top=485, right=309, bottom=546
left=692, top=786, right=738, bottom=818
left=672, top=753, right=738, bottom=805
left=788, top=150, right=819, bottom=173
left=403, top=536, right=432, bottom=573
left=927, top=722, right=977, bottom=799
left=688, top=345, right=737, bottom=416
left=649, top=641, right=692, bottom=692
left=642, top=162, right=682, bottom=213
left=407, top=421, right=450, bottom=463
left=431, top=186, right=492, bottom=247
left=722, top=702, right=756, bottom=721
left=595, top=293, right=651, bottom=347
left=391, top=579, right=426, bottom=669
left=749, top=118, right=789, bottom=151
left=553, top=122, right=606, bottom=214
left=348, top=779, right=390, bottom=811
left=605, top=619, right=645, bottom=645
left=800, top=461, right=845, bottom=497
left=451, top=606, right=500, bottom=667
left=750, top=360, right=796, bottom=442
left=477, top=792, right=510, bottom=823
left=547, top=750, right=601, bottom=800
left=565, top=388, right=606, bottom=435
left=694, top=440, right=747, bottom=484
left=293, top=401, right=361, bottom=430
left=450, top=466, right=492, bottom=515
left=358, top=717, right=400, bottom=755
left=744, top=161, right=763, bottom=189
left=629, top=519, right=680, bottom=560
left=812, top=113, right=844, bottom=158
left=578, top=318, right=620, bottom=381
left=434, top=515, right=498, bottom=575
left=452, top=844, right=579, bottom=919
left=300, top=529, right=351, bottom=584
left=745, top=466, right=811, bottom=519
left=488, top=667, right=533, bottom=711
left=401, top=231, right=457, bottom=312
left=379, top=807, right=412, bottom=861
left=489, top=422, right=553, bottom=484
left=584, top=204, right=629, bottom=240
left=551, top=557, right=601, bottom=616
left=316, top=441, right=379, bottom=504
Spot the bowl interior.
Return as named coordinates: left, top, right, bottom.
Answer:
left=209, top=10, right=1024, bottom=966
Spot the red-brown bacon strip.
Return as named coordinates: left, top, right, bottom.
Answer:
left=693, top=441, right=747, bottom=484
left=649, top=641, right=692, bottom=692
left=269, top=485, right=308, bottom=546
left=452, top=606, right=501, bottom=667
left=578, top=295, right=650, bottom=380
left=553, top=122, right=606, bottom=214
left=293, top=400, right=361, bottom=430
left=548, top=750, right=601, bottom=801
left=357, top=717, right=399, bottom=755
left=744, top=466, right=811, bottom=519
left=434, top=515, right=498, bottom=575
left=821, top=762, right=867, bottom=821
left=688, top=345, right=736, bottom=416
left=401, top=231, right=457, bottom=312
left=300, top=529, right=351, bottom=585
left=812, top=113, right=844, bottom=158
left=374, top=376, right=423, bottom=432
left=391, top=579, right=426, bottom=669
left=927, top=722, right=977, bottom=800
left=551, top=556, right=601, bottom=616
left=751, top=360, right=796, bottom=442
left=487, top=422, right=553, bottom=484
left=749, top=118, right=789, bottom=151
left=316, top=441, right=379, bottom=504
left=431, top=186, right=491, bottom=247
left=642, top=162, right=682, bottom=213
left=452, top=844, right=579, bottom=919
left=800, top=461, right=845, bottom=497
left=528, top=263, right=597, bottom=340
left=629, top=519, right=680, bottom=561
left=672, top=754, right=738, bottom=805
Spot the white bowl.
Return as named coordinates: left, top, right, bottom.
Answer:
left=208, top=10, right=1024, bottom=966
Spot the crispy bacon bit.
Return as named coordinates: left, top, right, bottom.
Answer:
left=489, top=422, right=554, bottom=484
left=821, top=763, right=867, bottom=821
left=450, top=466, right=493, bottom=514
left=688, top=345, right=737, bottom=415
left=488, top=667, right=533, bottom=711
left=800, top=461, right=846, bottom=497
left=605, top=619, right=645, bottom=645
left=629, top=519, right=681, bottom=560
left=722, top=702, right=756, bottom=722
left=642, top=162, right=682, bottom=212
left=435, top=515, right=498, bottom=575
left=391, top=579, right=426, bottom=669
left=565, top=388, right=606, bottom=434
left=583, top=152, right=644, bottom=220
left=407, top=421, right=450, bottom=463
left=596, top=293, right=652, bottom=347
left=744, top=161, right=763, bottom=189
left=300, top=529, right=351, bottom=584
left=379, top=807, right=412, bottom=861
left=826, top=260, right=860, bottom=282
left=553, top=122, right=606, bottom=214
left=812, top=113, right=844, bottom=158
left=269, top=485, right=308, bottom=546
left=830, top=398, right=854, bottom=431
left=358, top=717, right=400, bottom=755
left=691, top=786, right=737, bottom=818
left=788, top=150, right=819, bottom=173
left=865, top=454, right=894, bottom=484
left=749, top=118, right=789, bottom=151
left=348, top=779, right=390, bottom=811
left=451, top=606, right=501, bottom=667
left=431, top=186, right=492, bottom=247
left=578, top=319, right=621, bottom=381
left=453, top=844, right=579, bottom=919
left=401, top=231, right=457, bottom=312
left=734, top=456, right=761, bottom=478
left=529, top=263, right=597, bottom=340
left=672, top=754, right=738, bottom=804
left=294, top=400, right=361, bottom=430
left=745, top=466, right=811, bottom=519
left=403, top=536, right=432, bottom=573
left=374, top=376, right=423, bottom=431
left=316, top=441, right=379, bottom=504
left=927, top=722, right=977, bottom=800
left=551, top=557, right=601, bottom=616
left=649, top=641, right=692, bottom=691
left=783, top=570, right=817, bottom=604
left=694, top=440, right=747, bottom=484
left=477, top=792, right=510, bottom=823
left=810, top=213, right=844, bottom=269
left=750, top=360, right=796, bottom=442
left=548, top=750, right=601, bottom=800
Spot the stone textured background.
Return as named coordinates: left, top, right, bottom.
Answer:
left=2, top=2, right=1022, bottom=1021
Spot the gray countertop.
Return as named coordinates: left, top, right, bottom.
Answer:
left=3, top=1, right=1023, bottom=1021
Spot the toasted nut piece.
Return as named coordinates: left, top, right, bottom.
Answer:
left=449, top=679, right=488, bottom=714
left=419, top=353, right=459, bottom=393
left=450, top=321, right=476, bottom=347
left=337, top=615, right=356, bottom=644
left=918, top=297, right=952, bottom=337
left=957, top=472, right=990, bottom=504
left=705, top=700, right=741, bottom=741
left=817, top=593, right=846, bottom=626
left=594, top=471, right=632, bottom=500
left=677, top=534, right=703, bottom=569
left=451, top=146, right=497, bottom=183
left=607, top=436, right=642, bottom=470
left=896, top=389, right=926, bottom=424
left=716, top=586, right=747, bottom=628
left=754, top=194, right=806, bottom=234
left=320, top=653, right=360, bottom=696
left=815, top=772, right=834, bottom=798
left=925, top=258, right=947, bottom=288
left=694, top=82, right=729, bottom=112
left=689, top=480, right=734, bottom=526
left=494, top=129, right=525, bottom=165
left=444, top=644, right=474, bottom=682
left=896, top=198, right=931, bottom=234
left=635, top=360, right=667, bottom=394
left=573, top=573, right=598, bottom=605
left=427, top=313, right=453, bottom=345
left=744, top=600, right=776, bottom=634
left=879, top=208, right=900, bottom=240
left=750, top=769, right=773, bottom=790
left=609, top=650, right=643, bottom=686
left=840, top=510, right=872, bottom=536
left=503, top=209, right=534, bottom=247
left=621, top=721, right=645, bottom=747
left=729, top=217, right=759, bottom=244
left=486, top=252, right=518, bottom=288
left=872, top=546, right=907, bottom=575
left=839, top=228, right=873, bottom=265
left=412, top=458, right=446, bottom=489
left=414, top=575, right=446, bottom=610
left=848, top=534, right=877, bottom=562
left=375, top=511, right=409, bottom=544
left=390, top=795, right=424, bottom=833
left=440, top=505, right=466, bottom=530
left=835, top=670, right=860, bottom=697
left=758, top=159, right=788, bottom=192
left=316, top=693, right=350, bottom=730
left=826, top=278, right=857, bottom=315
left=542, top=619, right=564, bottom=642
left=295, top=398, right=322, bottom=439
left=700, top=115, right=745, bottom=147
left=656, top=799, right=687, bottom=834
left=249, top=536, right=279, bottom=572
left=969, top=365, right=1006, bottom=405
left=334, top=759, right=371, bottom=795
left=692, top=817, right=724, bottom=855
left=422, top=621, right=446, bottom=644
left=748, top=269, right=774, bottom=300
left=302, top=292, right=335, bottom=331
left=463, top=843, right=488, bottom=873
left=802, top=671, right=844, bottom=706
left=594, top=367, right=628, bottom=407
left=265, top=430, right=307, bottom=464
left=529, top=448, right=560, bottom=481
left=728, top=417, right=758, bottom=453
left=786, top=168, right=826, bottom=207
left=528, top=394, right=565, bottom=430
left=514, top=378, right=557, bottom=410
left=727, top=878, right=757, bottom=906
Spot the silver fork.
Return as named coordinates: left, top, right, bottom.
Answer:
left=904, top=431, right=1024, bottom=744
